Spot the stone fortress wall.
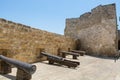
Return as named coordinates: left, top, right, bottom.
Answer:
left=0, top=3, right=118, bottom=64
left=0, top=18, right=76, bottom=63
left=65, top=4, right=118, bottom=56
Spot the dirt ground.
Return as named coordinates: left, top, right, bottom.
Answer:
left=0, top=55, right=120, bottom=80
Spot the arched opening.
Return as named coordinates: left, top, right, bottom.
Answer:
left=118, top=40, right=120, bottom=50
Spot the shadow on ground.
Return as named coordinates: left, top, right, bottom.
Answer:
left=40, top=61, right=78, bottom=69
left=1, top=74, right=16, bottom=80
left=87, top=54, right=120, bottom=63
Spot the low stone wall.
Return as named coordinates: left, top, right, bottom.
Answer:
left=0, top=18, right=76, bottom=63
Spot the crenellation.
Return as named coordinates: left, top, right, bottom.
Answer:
left=91, top=5, right=103, bottom=14
left=79, top=12, right=91, bottom=20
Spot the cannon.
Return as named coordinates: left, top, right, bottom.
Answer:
left=41, top=52, right=63, bottom=60
left=40, top=52, right=80, bottom=68
left=0, top=55, right=36, bottom=74
left=70, top=50, right=86, bottom=56
left=60, top=51, right=79, bottom=59
left=0, top=55, right=36, bottom=80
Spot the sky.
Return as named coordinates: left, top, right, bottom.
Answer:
left=0, top=0, right=119, bottom=34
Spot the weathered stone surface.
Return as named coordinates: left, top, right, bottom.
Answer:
left=0, top=18, right=76, bottom=63
left=65, top=4, right=118, bottom=56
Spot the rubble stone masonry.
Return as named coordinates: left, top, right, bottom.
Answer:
left=65, top=4, right=118, bottom=56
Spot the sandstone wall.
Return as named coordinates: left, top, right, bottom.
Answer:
left=0, top=18, right=76, bottom=63
left=65, top=4, right=118, bottom=56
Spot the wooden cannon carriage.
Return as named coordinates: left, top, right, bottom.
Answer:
left=0, top=55, right=36, bottom=80
left=40, top=52, right=80, bottom=68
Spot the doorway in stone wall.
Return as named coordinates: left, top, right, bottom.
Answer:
left=118, top=40, right=120, bottom=50
left=75, top=39, right=81, bottom=50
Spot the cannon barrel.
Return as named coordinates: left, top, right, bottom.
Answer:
left=61, top=51, right=79, bottom=56
left=70, top=50, right=85, bottom=56
left=71, top=50, right=86, bottom=54
left=0, top=55, right=36, bottom=75
left=41, top=52, right=63, bottom=60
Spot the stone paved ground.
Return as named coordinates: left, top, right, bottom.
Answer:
left=0, top=55, right=120, bottom=80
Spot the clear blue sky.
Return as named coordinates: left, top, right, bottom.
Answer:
left=0, top=0, right=119, bottom=34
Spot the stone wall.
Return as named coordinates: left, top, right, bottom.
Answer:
left=65, top=4, right=118, bottom=57
left=0, top=18, right=76, bottom=63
